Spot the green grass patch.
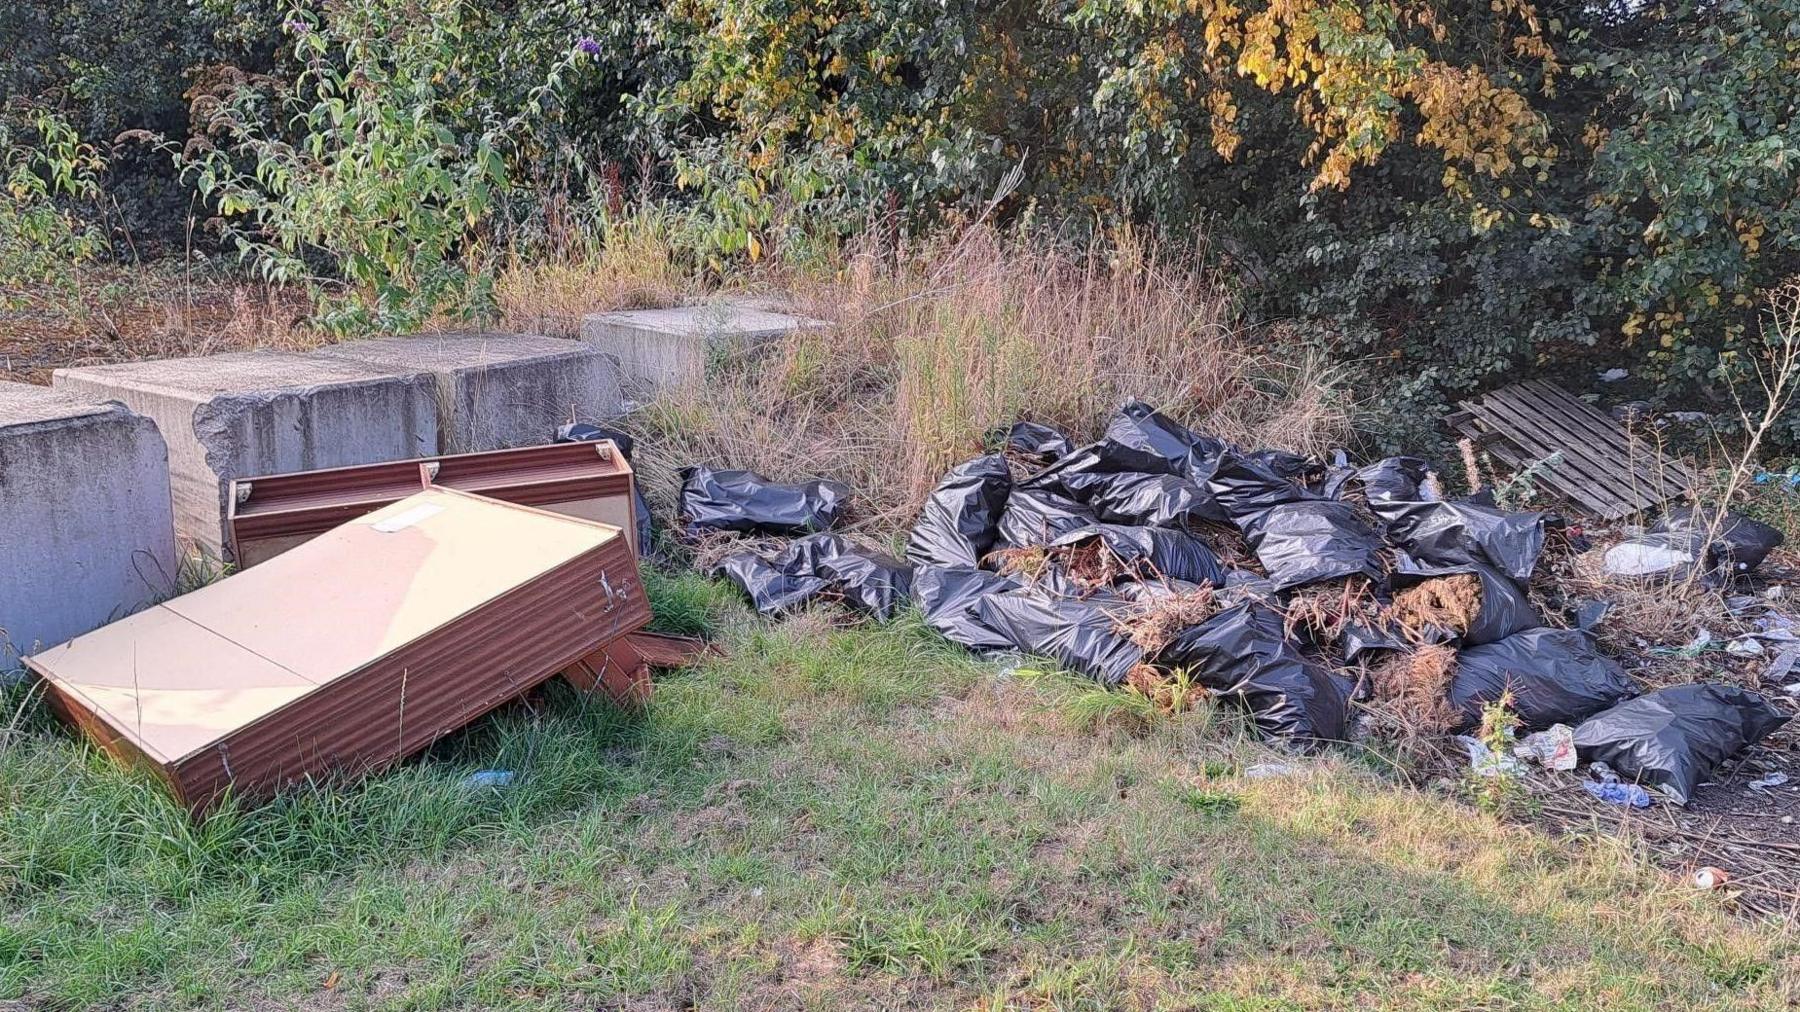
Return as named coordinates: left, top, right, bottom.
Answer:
left=0, top=575, right=1792, bottom=1008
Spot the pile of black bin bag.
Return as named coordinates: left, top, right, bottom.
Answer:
left=682, top=401, right=1789, bottom=800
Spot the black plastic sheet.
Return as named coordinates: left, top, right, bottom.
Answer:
left=1003, top=421, right=1075, bottom=463
left=1048, top=524, right=1227, bottom=587
left=1573, top=684, right=1791, bottom=805
left=911, top=565, right=1022, bottom=652
left=1372, top=499, right=1545, bottom=585
left=1350, top=456, right=1432, bottom=503
left=1650, top=507, right=1785, bottom=575
left=1391, top=557, right=1538, bottom=647
left=713, top=534, right=913, bottom=618
left=1207, top=451, right=1322, bottom=521
left=1085, top=472, right=1229, bottom=527
left=995, top=487, right=1100, bottom=549
left=1155, top=604, right=1350, bottom=746
left=907, top=455, right=1013, bottom=568
left=679, top=465, right=850, bottom=536
left=975, top=588, right=1144, bottom=685
left=1449, top=627, right=1637, bottom=731
left=1240, top=500, right=1386, bottom=591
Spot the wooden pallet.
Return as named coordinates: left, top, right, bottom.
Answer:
left=1445, top=379, right=1691, bottom=519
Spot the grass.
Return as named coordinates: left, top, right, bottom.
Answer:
left=0, top=572, right=1794, bottom=1010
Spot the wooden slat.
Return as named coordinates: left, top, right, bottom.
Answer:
left=1460, top=396, right=1639, bottom=516
left=1449, top=381, right=1689, bottom=519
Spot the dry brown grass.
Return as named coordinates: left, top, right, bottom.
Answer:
left=1387, top=574, right=1482, bottom=644
left=632, top=224, right=1352, bottom=533
left=493, top=210, right=690, bottom=337
left=1366, top=643, right=1462, bottom=735
left=1114, top=587, right=1220, bottom=653
left=1279, top=576, right=1381, bottom=646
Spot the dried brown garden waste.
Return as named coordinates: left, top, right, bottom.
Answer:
left=1387, top=574, right=1482, bottom=644
left=1367, top=643, right=1463, bottom=734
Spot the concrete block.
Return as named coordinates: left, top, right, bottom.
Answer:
left=52, top=352, right=437, bottom=558
left=313, top=331, right=622, bottom=453
left=0, top=382, right=177, bottom=665
left=580, top=298, right=828, bottom=392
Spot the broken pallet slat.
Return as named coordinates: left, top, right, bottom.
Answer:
left=1451, top=381, right=1689, bottom=519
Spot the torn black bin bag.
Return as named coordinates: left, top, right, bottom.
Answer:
left=1650, top=506, right=1785, bottom=575
left=1048, top=524, right=1227, bottom=587
left=1239, top=499, right=1386, bottom=591
left=912, top=565, right=1023, bottom=652
left=1100, top=400, right=1227, bottom=479
left=1449, top=627, right=1637, bottom=732
left=1154, top=604, right=1349, bottom=746
left=1347, top=456, right=1432, bottom=503
left=1207, top=450, right=1322, bottom=522
left=714, top=534, right=913, bottom=619
left=1573, top=684, right=1791, bottom=805
left=1371, top=498, right=1544, bottom=585
left=1246, top=448, right=1322, bottom=487
left=1002, top=421, right=1075, bottom=463
left=1391, top=556, right=1538, bottom=647
left=995, top=486, right=1100, bottom=549
left=555, top=422, right=656, bottom=559
left=1084, top=471, right=1230, bottom=527
left=679, top=465, right=850, bottom=536
left=710, top=552, right=831, bottom=617
left=975, top=588, right=1144, bottom=685
left=907, top=454, right=1013, bottom=568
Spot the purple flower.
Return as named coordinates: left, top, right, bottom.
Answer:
left=283, top=18, right=310, bottom=34
left=574, top=35, right=601, bottom=56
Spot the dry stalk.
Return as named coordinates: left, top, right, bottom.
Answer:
left=1386, top=574, right=1482, bottom=644
left=1366, top=644, right=1462, bottom=735
left=1280, top=576, right=1380, bottom=645
left=1114, top=586, right=1219, bottom=653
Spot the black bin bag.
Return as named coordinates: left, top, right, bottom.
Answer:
left=1371, top=499, right=1544, bottom=585
left=680, top=465, right=850, bottom=536
left=1003, top=421, right=1075, bottom=463
left=907, top=455, right=1012, bottom=568
left=1154, top=604, right=1350, bottom=747
left=1650, top=507, right=1785, bottom=575
left=1085, top=471, right=1229, bottom=527
left=995, top=487, right=1099, bottom=549
left=1391, top=556, right=1538, bottom=647
left=1449, top=628, right=1637, bottom=732
left=713, top=534, right=912, bottom=619
left=1048, top=524, right=1227, bottom=587
left=912, top=565, right=1022, bottom=652
left=975, top=588, right=1144, bottom=685
left=1207, top=451, right=1321, bottom=522
left=1573, top=684, right=1790, bottom=805
left=1101, top=400, right=1227, bottom=479
left=1348, top=456, right=1431, bottom=503
left=1240, top=499, right=1386, bottom=591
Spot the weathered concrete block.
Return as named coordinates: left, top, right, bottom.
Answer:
left=580, top=299, right=828, bottom=392
left=0, top=382, right=177, bottom=665
left=314, top=331, right=622, bottom=453
left=52, top=352, right=437, bottom=558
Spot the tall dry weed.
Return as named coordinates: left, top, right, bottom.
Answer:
left=633, top=223, right=1352, bottom=532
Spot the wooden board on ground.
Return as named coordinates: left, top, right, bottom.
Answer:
left=1445, top=379, right=1691, bottom=519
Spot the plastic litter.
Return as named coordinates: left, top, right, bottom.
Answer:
left=1154, top=604, right=1350, bottom=747
left=1101, top=400, right=1227, bottom=479
left=1350, top=456, right=1433, bottom=503
left=1693, top=867, right=1731, bottom=890
left=1748, top=771, right=1789, bottom=791
left=1650, top=506, right=1784, bottom=574
left=1048, top=524, right=1227, bottom=588
left=1602, top=533, right=1705, bottom=581
left=911, top=565, right=1022, bottom=652
left=1513, top=724, right=1577, bottom=771
left=1240, top=500, right=1386, bottom=591
left=1725, top=637, right=1765, bottom=658
left=714, top=534, right=912, bottom=618
left=1457, top=734, right=1525, bottom=777
left=1583, top=779, right=1652, bottom=807
left=1371, top=499, right=1545, bottom=585
left=974, top=588, right=1144, bottom=685
left=1572, top=683, right=1791, bottom=805
left=1084, top=471, right=1229, bottom=527
left=907, top=455, right=1012, bottom=568
left=1244, top=762, right=1301, bottom=779
left=1449, top=627, right=1638, bottom=732
left=1004, top=421, right=1075, bottom=462
left=680, top=465, right=850, bottom=536
left=461, top=769, right=516, bottom=790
